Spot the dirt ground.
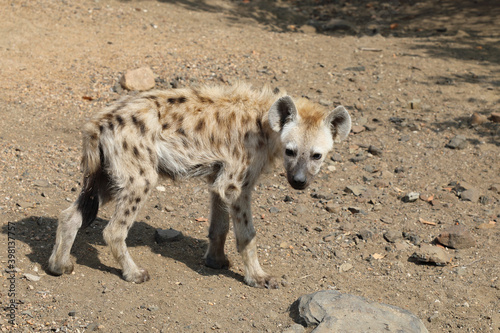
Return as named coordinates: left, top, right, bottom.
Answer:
left=1, top=0, right=499, bottom=332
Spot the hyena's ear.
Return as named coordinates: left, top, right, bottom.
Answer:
left=326, top=106, right=351, bottom=142
left=268, top=96, right=298, bottom=132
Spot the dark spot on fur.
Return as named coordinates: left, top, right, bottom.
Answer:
left=90, top=133, right=98, bottom=141
left=195, top=119, right=205, bottom=132
left=122, top=141, right=128, bottom=151
left=124, top=209, right=130, bottom=216
left=162, top=122, right=170, bottom=130
left=167, top=96, right=187, bottom=104
left=116, top=115, right=124, bottom=126
left=129, top=176, right=134, bottom=183
left=133, top=146, right=140, bottom=158
left=120, top=220, right=127, bottom=225
left=108, top=121, right=115, bottom=131
left=131, top=115, right=147, bottom=135
left=99, top=125, right=104, bottom=133
left=176, top=128, right=187, bottom=136
left=135, top=197, right=141, bottom=204
left=139, top=168, right=145, bottom=176
left=132, top=205, right=137, bottom=212
left=178, top=96, right=187, bottom=104
left=226, top=184, right=237, bottom=193
left=215, top=111, right=221, bottom=124
left=233, top=204, right=241, bottom=213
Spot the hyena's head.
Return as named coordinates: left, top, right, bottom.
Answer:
left=269, top=96, right=351, bottom=190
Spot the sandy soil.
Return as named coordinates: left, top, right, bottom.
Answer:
left=1, top=0, right=499, bottom=332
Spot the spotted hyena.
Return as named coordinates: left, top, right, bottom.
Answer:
left=48, top=83, right=351, bottom=288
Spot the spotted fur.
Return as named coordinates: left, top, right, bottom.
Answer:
left=48, top=83, right=351, bottom=287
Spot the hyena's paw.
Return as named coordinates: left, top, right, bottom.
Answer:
left=204, top=254, right=230, bottom=270
left=47, top=259, right=74, bottom=276
left=123, top=268, right=150, bottom=284
left=245, top=274, right=280, bottom=289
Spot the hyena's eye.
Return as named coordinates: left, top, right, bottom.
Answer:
left=311, top=153, right=322, bottom=160
left=285, top=148, right=297, bottom=157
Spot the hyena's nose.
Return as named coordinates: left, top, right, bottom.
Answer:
left=290, top=172, right=307, bottom=190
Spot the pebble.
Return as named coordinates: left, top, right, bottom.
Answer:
left=460, top=188, right=479, bottom=202
left=282, top=323, right=305, bottom=333
left=470, top=112, right=488, bottom=125
left=269, top=207, right=280, bottom=213
left=368, top=145, right=382, bottom=156
left=324, top=204, right=340, bottom=214
left=410, top=244, right=452, bottom=265
left=445, top=135, right=467, bottom=149
left=351, top=125, right=366, bottom=134
left=154, top=228, right=184, bottom=243
left=489, top=184, right=500, bottom=194
left=33, top=179, right=50, bottom=187
left=68, top=310, right=76, bottom=317
left=402, top=192, right=420, bottom=203
left=120, top=67, right=156, bottom=91
left=436, top=225, right=475, bottom=249
left=344, top=185, right=365, bottom=196
left=23, top=273, right=41, bottom=282
left=358, top=229, right=373, bottom=240
left=383, top=230, right=402, bottom=243
left=349, top=153, right=367, bottom=163
left=488, top=112, right=500, bottom=123
left=339, top=262, right=353, bottom=272
left=330, top=153, right=343, bottom=162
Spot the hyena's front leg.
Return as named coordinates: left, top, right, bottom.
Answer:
left=204, top=192, right=230, bottom=269
left=231, top=190, right=279, bottom=289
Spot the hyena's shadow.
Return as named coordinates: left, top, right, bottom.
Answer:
left=5, top=216, right=243, bottom=283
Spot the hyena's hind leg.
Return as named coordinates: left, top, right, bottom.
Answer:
left=204, top=192, right=230, bottom=269
left=48, top=170, right=111, bottom=276
left=102, top=171, right=158, bottom=283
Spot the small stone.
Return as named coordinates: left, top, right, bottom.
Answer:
left=156, top=185, right=166, bottom=192
left=470, top=112, right=488, bottom=125
left=269, top=207, right=280, bottom=213
left=368, top=145, right=382, bottom=156
left=436, top=225, right=475, bottom=249
left=344, top=185, right=365, bottom=196
left=460, top=188, right=479, bottom=202
left=445, top=135, right=467, bottom=149
left=348, top=207, right=365, bottom=214
left=351, top=125, right=365, bottom=134
left=86, top=322, right=99, bottom=331
left=489, top=184, right=500, bottom=194
left=280, top=242, right=289, bottom=249
left=403, top=232, right=421, bottom=245
left=339, top=262, right=353, bottom=272
left=68, top=310, right=76, bottom=317
left=383, top=230, right=402, bottom=243
left=349, top=153, right=367, bottom=163
left=402, top=192, right=420, bottom=203
left=154, top=228, right=183, bottom=244
left=120, top=67, right=156, bottom=91
left=410, top=244, right=452, bottom=265
left=282, top=323, right=305, bottom=333
left=325, top=204, right=340, bottom=214
left=164, top=205, right=175, bottom=212
left=488, top=112, right=500, bottom=123
left=327, top=165, right=336, bottom=172
left=330, top=153, right=343, bottom=162
left=358, top=229, right=374, bottom=240
left=284, top=195, right=293, bottom=202
left=23, top=273, right=41, bottom=282
left=33, top=179, right=50, bottom=187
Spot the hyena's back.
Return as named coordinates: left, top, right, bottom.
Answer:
left=82, top=84, right=283, bottom=213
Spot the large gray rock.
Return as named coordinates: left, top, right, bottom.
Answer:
left=297, top=290, right=428, bottom=333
